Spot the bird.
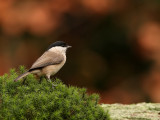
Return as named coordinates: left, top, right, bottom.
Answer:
left=14, top=41, right=71, bottom=85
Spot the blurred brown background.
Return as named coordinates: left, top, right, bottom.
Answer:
left=1, top=0, right=160, bottom=104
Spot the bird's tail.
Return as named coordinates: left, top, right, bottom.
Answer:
left=14, top=71, right=30, bottom=82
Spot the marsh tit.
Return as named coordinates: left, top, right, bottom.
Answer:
left=14, top=41, right=71, bottom=83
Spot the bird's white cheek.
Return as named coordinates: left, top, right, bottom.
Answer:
left=48, top=47, right=67, bottom=53
left=49, top=47, right=56, bottom=52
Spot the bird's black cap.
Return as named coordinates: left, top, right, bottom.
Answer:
left=47, top=41, right=69, bottom=50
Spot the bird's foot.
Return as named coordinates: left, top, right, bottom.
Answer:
left=51, top=83, right=57, bottom=89
left=47, top=79, right=57, bottom=89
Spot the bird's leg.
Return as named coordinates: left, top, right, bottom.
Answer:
left=52, top=76, right=57, bottom=87
left=46, top=75, right=56, bottom=89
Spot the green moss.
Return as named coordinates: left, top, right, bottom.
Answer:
left=0, top=66, right=110, bottom=120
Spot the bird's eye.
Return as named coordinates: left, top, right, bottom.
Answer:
left=62, top=44, right=67, bottom=47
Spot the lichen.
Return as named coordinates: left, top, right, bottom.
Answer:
left=102, top=103, right=160, bottom=120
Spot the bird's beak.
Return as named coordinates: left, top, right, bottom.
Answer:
left=67, top=46, right=72, bottom=48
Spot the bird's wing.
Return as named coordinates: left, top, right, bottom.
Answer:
left=29, top=51, right=64, bottom=71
